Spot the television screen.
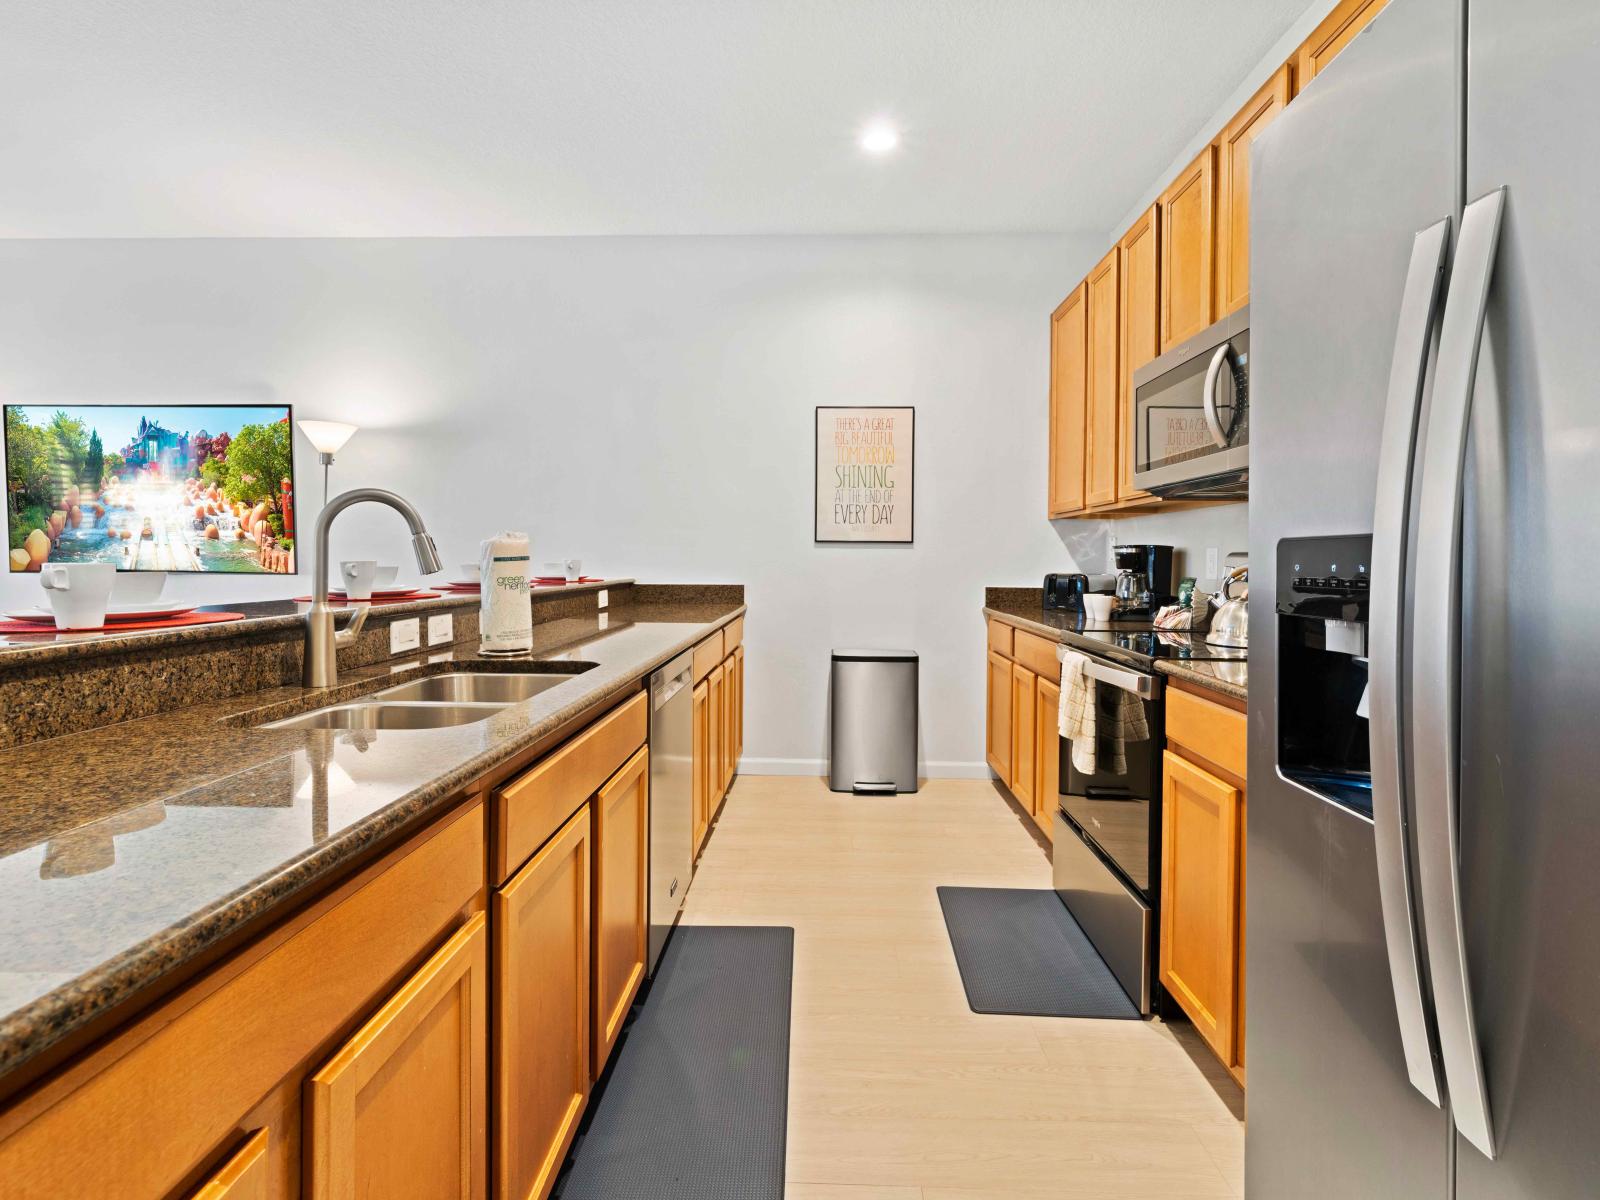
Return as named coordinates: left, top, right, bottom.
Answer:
left=5, top=404, right=298, bottom=574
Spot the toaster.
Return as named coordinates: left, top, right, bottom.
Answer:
left=1043, top=572, right=1115, bottom=611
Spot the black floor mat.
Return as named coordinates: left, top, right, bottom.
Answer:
left=557, top=925, right=793, bottom=1199
left=937, top=886, right=1139, bottom=1019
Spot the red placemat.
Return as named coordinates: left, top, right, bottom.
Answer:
left=290, top=591, right=443, bottom=604
left=0, top=611, right=246, bottom=635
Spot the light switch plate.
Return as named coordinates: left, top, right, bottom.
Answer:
left=427, top=613, right=454, bottom=645
left=390, top=617, right=421, bottom=654
left=1205, top=547, right=1220, bottom=581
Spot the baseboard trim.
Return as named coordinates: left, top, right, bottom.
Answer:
left=735, top=757, right=992, bottom=781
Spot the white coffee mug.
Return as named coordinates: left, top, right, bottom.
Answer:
left=1083, top=594, right=1116, bottom=622
left=373, top=565, right=398, bottom=589
left=339, top=560, right=378, bottom=600
left=40, top=562, right=118, bottom=630
left=110, top=571, right=166, bottom=607
left=563, top=558, right=582, bottom=582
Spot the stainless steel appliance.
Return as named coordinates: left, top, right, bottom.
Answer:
left=1249, top=0, right=1600, bottom=1194
left=1131, top=308, right=1249, bottom=498
left=1111, top=544, right=1175, bottom=617
left=1051, top=651, right=1161, bottom=1013
left=828, top=649, right=919, bottom=793
left=646, top=651, right=693, bottom=974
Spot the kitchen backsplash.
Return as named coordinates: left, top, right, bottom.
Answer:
left=1094, top=503, right=1249, bottom=594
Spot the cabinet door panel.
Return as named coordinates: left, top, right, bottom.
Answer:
left=593, top=747, right=649, bottom=1074
left=1117, top=206, right=1159, bottom=503
left=306, top=913, right=489, bottom=1200
left=708, top=664, right=725, bottom=816
left=691, top=680, right=709, bottom=855
left=1010, top=665, right=1037, bottom=808
left=733, top=644, right=745, bottom=763
left=1048, top=284, right=1089, bottom=516
left=1085, top=247, right=1122, bottom=508
left=1159, top=751, right=1242, bottom=1064
left=986, top=650, right=1013, bottom=781
left=1216, top=65, right=1291, bottom=316
left=494, top=808, right=591, bottom=1200
left=1034, top=677, right=1061, bottom=838
left=190, top=1129, right=269, bottom=1200
left=1159, top=147, right=1216, bottom=351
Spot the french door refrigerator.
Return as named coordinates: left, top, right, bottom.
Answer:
left=1248, top=0, right=1600, bottom=1196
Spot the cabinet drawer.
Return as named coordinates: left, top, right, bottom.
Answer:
left=722, top=615, right=744, bottom=654
left=495, top=691, right=647, bottom=884
left=987, top=619, right=1014, bottom=658
left=1166, top=686, right=1247, bottom=779
left=1013, top=630, right=1060, bottom=679
left=0, top=802, right=485, bottom=1200
left=692, top=631, right=724, bottom=682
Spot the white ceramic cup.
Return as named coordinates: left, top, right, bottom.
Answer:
left=39, top=562, right=117, bottom=630
left=110, top=571, right=166, bottom=607
left=373, top=565, right=398, bottom=589
left=1083, top=593, right=1116, bottom=622
left=563, top=558, right=582, bottom=582
left=339, top=559, right=378, bottom=600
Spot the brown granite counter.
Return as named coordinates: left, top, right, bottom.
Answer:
left=1156, top=659, right=1249, bottom=703
left=0, top=592, right=742, bottom=1084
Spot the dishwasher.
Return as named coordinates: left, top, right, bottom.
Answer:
left=647, top=651, right=694, bottom=974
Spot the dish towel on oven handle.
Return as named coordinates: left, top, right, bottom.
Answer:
left=1058, top=646, right=1099, bottom=775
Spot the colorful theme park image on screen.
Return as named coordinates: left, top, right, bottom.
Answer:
left=5, top=404, right=297, bottom=574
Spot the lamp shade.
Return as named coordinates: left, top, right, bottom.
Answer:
left=297, top=420, right=358, bottom=455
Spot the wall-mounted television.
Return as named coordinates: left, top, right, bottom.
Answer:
left=5, top=403, right=298, bottom=574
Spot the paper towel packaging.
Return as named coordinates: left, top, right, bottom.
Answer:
left=480, top=532, right=532, bottom=654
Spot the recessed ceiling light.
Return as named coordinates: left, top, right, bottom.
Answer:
left=859, top=119, right=900, bottom=156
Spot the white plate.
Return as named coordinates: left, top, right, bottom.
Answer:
left=328, top=587, right=424, bottom=600
left=5, top=603, right=197, bottom=625
left=444, top=579, right=481, bottom=589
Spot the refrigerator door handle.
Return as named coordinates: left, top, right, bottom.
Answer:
left=1411, top=186, right=1508, bottom=1161
left=1369, top=215, right=1452, bottom=1108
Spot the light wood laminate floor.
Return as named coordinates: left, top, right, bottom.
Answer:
left=681, top=775, right=1244, bottom=1200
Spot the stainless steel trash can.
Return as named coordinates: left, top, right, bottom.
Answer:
left=828, top=649, right=918, bottom=793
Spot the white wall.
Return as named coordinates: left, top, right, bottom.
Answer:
left=0, top=233, right=1101, bottom=776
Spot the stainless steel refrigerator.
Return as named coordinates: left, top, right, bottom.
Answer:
left=1248, top=0, right=1600, bottom=1195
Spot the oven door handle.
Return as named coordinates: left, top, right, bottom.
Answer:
left=1083, top=659, right=1155, bottom=699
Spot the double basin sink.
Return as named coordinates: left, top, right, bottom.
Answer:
left=262, top=669, right=591, bottom=731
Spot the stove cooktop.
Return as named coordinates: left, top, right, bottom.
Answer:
left=1038, top=612, right=1248, bottom=666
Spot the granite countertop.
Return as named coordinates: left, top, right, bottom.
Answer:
left=983, top=591, right=1247, bottom=700
left=0, top=596, right=741, bottom=1082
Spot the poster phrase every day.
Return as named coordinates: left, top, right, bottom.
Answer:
left=814, top=407, right=913, bottom=543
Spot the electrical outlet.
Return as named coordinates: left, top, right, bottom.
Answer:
left=1205, top=547, right=1220, bottom=581
left=427, top=613, right=454, bottom=645
left=597, top=588, right=608, bottom=609
left=390, top=617, right=421, bottom=654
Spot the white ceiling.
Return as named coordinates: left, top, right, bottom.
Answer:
left=3, top=1, right=1312, bottom=238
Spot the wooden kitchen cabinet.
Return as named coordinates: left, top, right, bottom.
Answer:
left=1215, top=64, right=1291, bottom=317
left=1158, top=146, right=1217, bottom=352
left=722, top=652, right=738, bottom=794
left=1084, top=246, right=1122, bottom=509
left=190, top=1129, right=269, bottom=1200
left=306, top=912, right=489, bottom=1200
left=986, top=648, right=1013, bottom=781
left=494, top=807, right=591, bottom=1200
left=593, top=747, right=649, bottom=1075
left=1034, top=676, right=1061, bottom=838
left=708, top=662, right=725, bottom=815
left=692, top=678, right=709, bottom=855
left=733, top=643, right=745, bottom=766
left=1117, top=205, right=1160, bottom=505
left=1009, top=663, right=1038, bottom=810
left=1048, top=283, right=1089, bottom=517
left=1296, top=0, right=1390, bottom=92
left=1159, top=751, right=1242, bottom=1068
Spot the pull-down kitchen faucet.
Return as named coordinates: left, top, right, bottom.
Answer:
left=304, top=488, right=443, bottom=687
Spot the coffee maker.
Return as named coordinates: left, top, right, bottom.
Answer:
left=1111, top=544, right=1175, bottom=616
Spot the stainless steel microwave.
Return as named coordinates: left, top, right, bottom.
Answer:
left=1131, top=306, right=1249, bottom=498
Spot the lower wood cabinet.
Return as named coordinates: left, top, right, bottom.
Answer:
left=307, top=912, right=489, bottom=1200
left=1033, top=676, right=1061, bottom=839
left=692, top=678, right=710, bottom=854
left=1164, top=748, right=1248, bottom=1075
left=986, top=648, right=1013, bottom=781
left=708, top=662, right=725, bottom=818
left=191, top=1129, right=270, bottom=1200
left=592, top=746, right=649, bottom=1075
left=692, top=624, right=746, bottom=856
left=1010, top=663, right=1038, bottom=810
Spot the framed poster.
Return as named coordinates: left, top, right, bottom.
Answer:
left=814, top=406, right=914, bottom=543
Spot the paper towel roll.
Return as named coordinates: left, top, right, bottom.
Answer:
left=480, top=532, right=532, bottom=654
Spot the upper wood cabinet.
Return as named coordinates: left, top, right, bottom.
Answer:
left=306, top=913, right=489, bottom=1200
left=1048, top=284, right=1088, bottom=517
left=592, top=747, right=649, bottom=1076
left=1116, top=206, right=1159, bottom=504
left=1215, top=65, right=1291, bottom=317
left=1009, top=663, right=1038, bottom=810
left=1084, top=247, right=1122, bottom=508
left=1296, top=0, right=1390, bottom=91
left=494, top=807, right=591, bottom=1200
left=1159, top=146, right=1217, bottom=352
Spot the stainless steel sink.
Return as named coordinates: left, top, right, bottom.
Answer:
left=369, top=672, right=574, bottom=704
left=262, top=701, right=511, bottom=731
